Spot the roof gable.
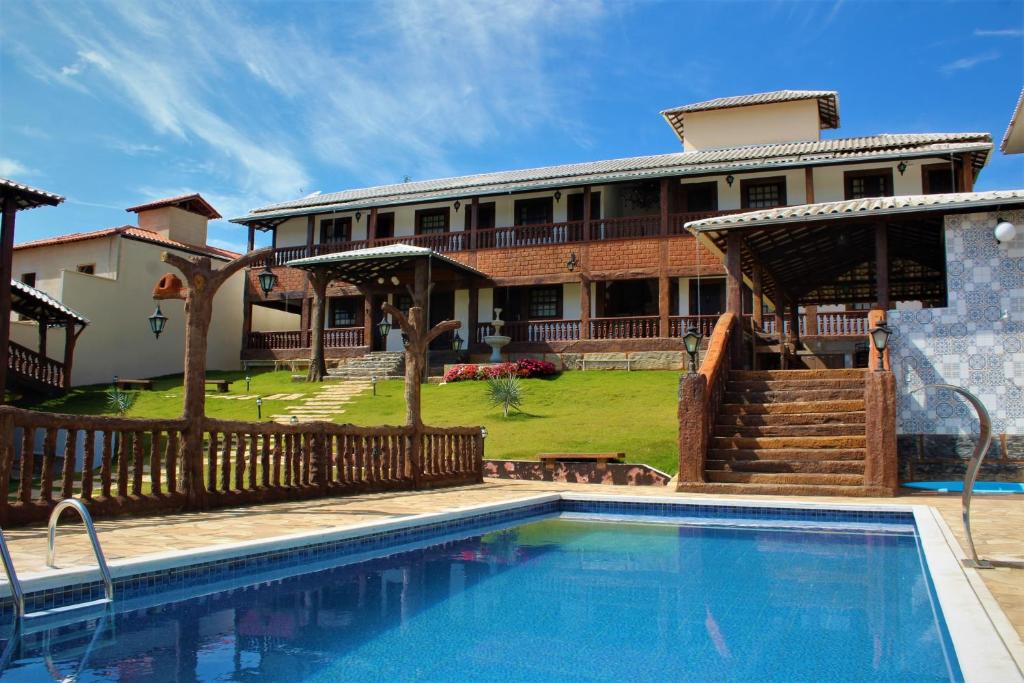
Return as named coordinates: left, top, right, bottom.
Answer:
left=660, top=90, right=840, bottom=143
left=126, top=193, right=222, bottom=220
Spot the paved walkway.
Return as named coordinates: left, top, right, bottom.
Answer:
left=6, top=481, right=1022, bottom=638
left=267, top=380, right=370, bottom=423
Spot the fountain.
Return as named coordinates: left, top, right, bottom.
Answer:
left=482, top=308, right=511, bottom=363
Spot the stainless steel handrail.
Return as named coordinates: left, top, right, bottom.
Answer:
left=911, top=384, right=993, bottom=569
left=0, top=531, right=25, bottom=619
left=47, top=500, right=114, bottom=601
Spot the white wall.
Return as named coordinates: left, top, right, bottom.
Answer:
left=681, top=99, right=823, bottom=152
left=137, top=207, right=208, bottom=247
left=252, top=305, right=300, bottom=332
left=13, top=237, right=120, bottom=293
left=562, top=282, right=582, bottom=319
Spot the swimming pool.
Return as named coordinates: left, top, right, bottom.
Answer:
left=903, top=481, right=1024, bottom=494
left=0, top=495, right=1018, bottom=682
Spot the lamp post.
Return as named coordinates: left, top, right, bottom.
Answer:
left=245, top=375, right=251, bottom=393
left=682, top=327, right=703, bottom=375
left=481, top=426, right=488, bottom=441
left=148, top=303, right=168, bottom=339
left=371, top=374, right=377, bottom=396
left=256, top=397, right=262, bottom=420
left=868, top=322, right=892, bottom=371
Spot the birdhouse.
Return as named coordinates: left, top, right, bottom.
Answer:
left=152, top=273, right=186, bottom=300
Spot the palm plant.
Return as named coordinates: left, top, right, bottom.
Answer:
left=486, top=372, right=524, bottom=418
left=106, top=386, right=138, bottom=416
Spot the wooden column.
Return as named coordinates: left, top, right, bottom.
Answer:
left=467, top=285, right=479, bottom=350
left=363, top=293, right=375, bottom=350
left=63, top=323, right=76, bottom=390
left=875, top=223, right=890, bottom=310
left=959, top=155, right=974, bottom=192
left=579, top=276, right=591, bottom=340
left=658, top=274, right=671, bottom=337
left=582, top=185, right=592, bottom=242
left=305, top=215, right=315, bottom=255
left=0, top=197, right=16, bottom=403
left=246, top=224, right=255, bottom=252
left=805, top=305, right=818, bottom=337
left=804, top=167, right=815, bottom=204
left=659, top=178, right=670, bottom=236
left=470, top=197, right=479, bottom=250
left=368, top=207, right=378, bottom=244
left=306, top=272, right=329, bottom=382
left=241, top=299, right=253, bottom=349
left=775, top=304, right=786, bottom=369
left=300, top=298, right=311, bottom=346
left=724, top=232, right=743, bottom=316
left=789, top=301, right=800, bottom=344
left=751, top=266, right=763, bottom=328
left=37, top=318, right=47, bottom=359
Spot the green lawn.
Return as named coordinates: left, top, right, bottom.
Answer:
left=17, top=369, right=683, bottom=475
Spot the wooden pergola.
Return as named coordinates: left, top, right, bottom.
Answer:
left=8, top=280, right=88, bottom=394
left=0, top=179, right=65, bottom=401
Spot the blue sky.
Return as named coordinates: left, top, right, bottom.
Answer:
left=1, top=0, right=1022, bottom=252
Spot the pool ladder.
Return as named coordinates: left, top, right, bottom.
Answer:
left=0, top=499, right=114, bottom=620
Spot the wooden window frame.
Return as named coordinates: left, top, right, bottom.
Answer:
left=375, top=212, right=395, bottom=239
left=329, top=298, right=357, bottom=328
left=527, top=286, right=562, bottom=319
left=513, top=197, right=554, bottom=226
left=76, top=264, right=95, bottom=275
left=843, top=168, right=894, bottom=200
left=921, top=162, right=957, bottom=195
left=566, top=192, right=601, bottom=221
left=740, top=176, right=787, bottom=209
left=679, top=181, right=718, bottom=212
left=320, top=216, right=352, bottom=244
left=415, top=207, right=450, bottom=235
left=464, top=202, right=496, bottom=231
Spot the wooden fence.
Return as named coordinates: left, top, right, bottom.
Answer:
left=0, top=406, right=483, bottom=527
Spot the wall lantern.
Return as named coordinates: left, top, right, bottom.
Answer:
left=897, top=160, right=908, bottom=176
left=454, top=200, right=461, bottom=213
left=682, top=327, right=703, bottom=374
left=377, top=315, right=392, bottom=339
left=257, top=263, right=278, bottom=296
left=256, top=397, right=263, bottom=420
left=452, top=331, right=464, bottom=352
left=566, top=252, right=578, bottom=272
left=868, top=322, right=892, bottom=371
left=995, top=218, right=1017, bottom=244
left=148, top=303, right=168, bottom=339
left=355, top=211, right=362, bottom=222
left=554, top=190, right=562, bottom=203
left=725, top=174, right=735, bottom=187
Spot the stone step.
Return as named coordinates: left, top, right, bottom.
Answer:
left=708, top=448, right=865, bottom=461
left=705, top=459, right=865, bottom=474
left=714, top=423, right=865, bottom=437
left=727, top=379, right=866, bottom=391
left=723, top=389, right=864, bottom=404
left=730, top=369, right=867, bottom=381
left=720, top=400, right=864, bottom=415
left=711, top=435, right=867, bottom=450
left=705, top=471, right=864, bottom=486
left=676, top=482, right=876, bottom=497
left=717, top=412, right=866, bottom=427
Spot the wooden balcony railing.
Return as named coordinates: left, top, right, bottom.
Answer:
left=754, top=310, right=868, bottom=337
left=246, top=327, right=364, bottom=350
left=590, top=316, right=660, bottom=339
left=476, top=319, right=580, bottom=343
left=475, top=222, right=584, bottom=250
left=8, top=341, right=65, bottom=390
left=669, top=315, right=720, bottom=338
left=0, top=406, right=483, bottom=527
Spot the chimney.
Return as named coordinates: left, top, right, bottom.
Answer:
left=126, top=194, right=221, bottom=247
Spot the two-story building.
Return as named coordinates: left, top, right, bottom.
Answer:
left=233, top=90, right=991, bottom=370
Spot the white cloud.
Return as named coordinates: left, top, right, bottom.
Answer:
left=0, top=157, right=38, bottom=177
left=974, top=28, right=1024, bottom=37
left=107, top=140, right=164, bottom=156
left=939, top=51, right=1000, bottom=75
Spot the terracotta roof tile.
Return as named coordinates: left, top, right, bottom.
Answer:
left=14, top=225, right=239, bottom=260
left=126, top=193, right=222, bottom=220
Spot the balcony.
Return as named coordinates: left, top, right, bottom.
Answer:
left=246, top=327, right=364, bottom=351
left=256, top=210, right=742, bottom=266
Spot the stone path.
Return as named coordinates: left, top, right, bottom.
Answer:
left=268, top=380, right=370, bottom=423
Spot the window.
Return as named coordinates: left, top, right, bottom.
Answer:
left=394, top=292, right=414, bottom=315
left=329, top=299, right=357, bottom=328
left=77, top=264, right=95, bottom=275
left=741, top=177, right=787, bottom=209
left=415, top=208, right=449, bottom=234
left=514, top=197, right=553, bottom=226
left=463, top=202, right=496, bottom=230
left=921, top=163, right=956, bottom=194
left=375, top=212, right=395, bottom=239
left=320, top=217, right=351, bottom=244
left=20, top=273, right=35, bottom=288
left=844, top=169, right=894, bottom=200
left=680, top=182, right=718, bottom=212
left=566, top=192, right=601, bottom=221
left=528, top=287, right=561, bottom=318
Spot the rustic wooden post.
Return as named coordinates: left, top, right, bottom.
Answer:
left=751, top=266, right=763, bottom=329
left=0, top=196, right=16, bottom=403
left=582, top=185, right=592, bottom=242
left=246, top=224, right=255, bottom=252
left=305, top=215, right=315, bottom=256
left=367, top=207, right=378, bottom=245
left=724, top=231, right=743, bottom=366
left=306, top=271, right=330, bottom=382
left=658, top=274, right=671, bottom=338
left=579, top=275, right=591, bottom=340
left=155, top=247, right=271, bottom=508
left=659, top=178, right=670, bottom=236
left=362, top=292, right=375, bottom=350
left=63, top=323, right=76, bottom=390
left=37, top=317, right=47, bottom=359
left=804, top=167, right=815, bottom=204
left=875, top=223, right=890, bottom=311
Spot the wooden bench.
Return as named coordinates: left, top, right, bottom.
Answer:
left=538, top=452, right=625, bottom=470
left=205, top=379, right=232, bottom=393
left=114, top=379, right=154, bottom=391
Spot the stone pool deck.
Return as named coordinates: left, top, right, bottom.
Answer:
left=4, top=481, right=1023, bottom=641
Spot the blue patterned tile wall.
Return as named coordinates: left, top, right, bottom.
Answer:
left=889, top=209, right=1024, bottom=436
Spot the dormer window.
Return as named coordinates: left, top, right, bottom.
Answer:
left=844, top=169, right=893, bottom=200
left=741, top=177, right=787, bottom=209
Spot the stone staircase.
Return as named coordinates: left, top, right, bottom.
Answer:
left=681, top=368, right=873, bottom=496
left=326, top=351, right=404, bottom=380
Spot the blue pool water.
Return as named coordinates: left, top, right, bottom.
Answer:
left=904, top=480, right=1024, bottom=493
left=0, top=513, right=960, bottom=682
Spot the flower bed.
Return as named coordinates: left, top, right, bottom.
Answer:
left=443, top=359, right=558, bottom=383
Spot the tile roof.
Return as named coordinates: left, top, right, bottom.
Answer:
left=1001, top=88, right=1024, bottom=154
left=0, top=178, right=64, bottom=211
left=685, top=189, right=1024, bottom=231
left=125, top=193, right=222, bottom=219
left=14, top=225, right=239, bottom=260
left=236, top=132, right=992, bottom=225
left=286, top=242, right=486, bottom=278
left=11, top=279, right=89, bottom=326
left=660, top=90, right=840, bottom=141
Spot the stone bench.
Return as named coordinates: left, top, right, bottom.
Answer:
left=206, top=379, right=232, bottom=393
left=538, top=452, right=625, bottom=470
left=114, top=379, right=154, bottom=391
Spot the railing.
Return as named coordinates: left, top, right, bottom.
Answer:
left=247, top=327, right=364, bottom=350
left=8, top=341, right=65, bottom=390
left=373, top=232, right=469, bottom=253
left=313, top=240, right=370, bottom=256
left=590, top=316, right=659, bottom=339
left=0, top=407, right=483, bottom=527
left=814, top=311, right=869, bottom=336
left=669, top=315, right=719, bottom=338
left=592, top=216, right=660, bottom=240
left=475, top=222, right=583, bottom=250
left=476, top=319, right=581, bottom=343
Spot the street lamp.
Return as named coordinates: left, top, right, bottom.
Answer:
left=290, top=415, right=299, bottom=426
left=257, top=263, right=278, bottom=296
left=682, top=327, right=703, bottom=375
left=868, top=322, right=892, bottom=371
left=371, top=374, right=377, bottom=396
left=452, top=331, right=464, bottom=352
left=480, top=426, right=488, bottom=440
left=148, top=303, right=168, bottom=339
left=256, top=397, right=262, bottom=419
left=245, top=375, right=252, bottom=392
left=377, top=315, right=392, bottom=339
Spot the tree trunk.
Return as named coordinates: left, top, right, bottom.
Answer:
left=307, top=273, right=329, bottom=382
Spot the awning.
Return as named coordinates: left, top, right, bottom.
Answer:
left=285, top=243, right=489, bottom=286
left=0, top=178, right=64, bottom=211
left=11, top=280, right=89, bottom=328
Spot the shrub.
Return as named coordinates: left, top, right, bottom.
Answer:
left=106, top=386, right=137, bottom=416
left=486, top=372, right=524, bottom=417
left=443, top=359, right=558, bottom=383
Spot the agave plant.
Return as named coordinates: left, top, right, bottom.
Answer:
left=486, top=372, right=524, bottom=418
left=106, top=386, right=138, bottom=416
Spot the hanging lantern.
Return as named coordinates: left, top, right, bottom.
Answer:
left=682, top=327, right=703, bottom=374
left=378, top=315, right=392, bottom=339
left=257, top=263, right=278, bottom=296
left=148, top=303, right=168, bottom=339
left=452, top=331, right=464, bottom=352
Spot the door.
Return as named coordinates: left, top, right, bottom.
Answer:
left=689, top=278, right=725, bottom=316
left=566, top=192, right=601, bottom=221
left=429, top=291, right=456, bottom=350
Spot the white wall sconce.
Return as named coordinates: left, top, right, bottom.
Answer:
left=995, top=218, right=1017, bottom=244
